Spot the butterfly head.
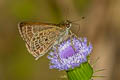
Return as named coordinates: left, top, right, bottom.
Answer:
left=59, top=20, right=72, bottom=29
left=64, top=20, right=72, bottom=29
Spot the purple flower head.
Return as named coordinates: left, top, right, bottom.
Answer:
left=48, top=37, right=92, bottom=70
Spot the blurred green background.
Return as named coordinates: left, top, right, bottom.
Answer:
left=0, top=0, right=120, bottom=80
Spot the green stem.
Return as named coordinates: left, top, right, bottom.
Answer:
left=66, top=62, right=93, bottom=80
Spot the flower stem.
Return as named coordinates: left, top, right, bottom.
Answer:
left=66, top=62, right=93, bottom=80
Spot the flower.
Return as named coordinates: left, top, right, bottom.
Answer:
left=48, top=37, right=92, bottom=71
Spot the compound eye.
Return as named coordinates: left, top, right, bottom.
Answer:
left=66, top=23, right=71, bottom=28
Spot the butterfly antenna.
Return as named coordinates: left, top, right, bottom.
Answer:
left=70, top=16, right=85, bottom=35
left=71, top=16, right=85, bottom=22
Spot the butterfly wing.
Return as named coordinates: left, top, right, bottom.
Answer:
left=18, top=22, right=64, bottom=60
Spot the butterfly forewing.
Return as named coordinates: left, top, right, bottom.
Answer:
left=18, top=22, right=65, bottom=60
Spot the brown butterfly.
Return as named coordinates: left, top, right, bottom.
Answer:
left=18, top=20, right=75, bottom=60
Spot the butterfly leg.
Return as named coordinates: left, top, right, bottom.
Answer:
left=70, top=36, right=76, bottom=52
left=56, top=44, right=59, bottom=54
left=69, top=30, right=79, bottom=39
left=52, top=39, right=61, bottom=59
left=69, top=31, right=76, bottom=52
left=69, top=30, right=85, bottom=53
left=52, top=43, right=62, bottom=62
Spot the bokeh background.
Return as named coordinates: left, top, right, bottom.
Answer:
left=0, top=0, right=120, bottom=80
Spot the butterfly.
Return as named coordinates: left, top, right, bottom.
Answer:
left=18, top=20, right=75, bottom=60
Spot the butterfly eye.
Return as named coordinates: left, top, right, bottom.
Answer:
left=66, top=23, right=72, bottom=28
